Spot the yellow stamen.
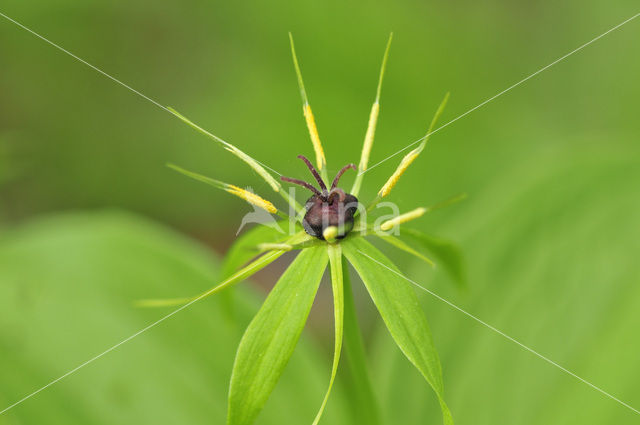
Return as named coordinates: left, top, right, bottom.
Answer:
left=376, top=92, right=450, bottom=198
left=303, top=103, right=327, bottom=170
left=352, top=33, right=393, bottom=196
left=168, top=164, right=279, bottom=215
left=167, top=107, right=281, bottom=192
left=359, top=102, right=380, bottom=172
left=289, top=33, right=328, bottom=177
left=378, top=148, right=421, bottom=198
left=380, top=207, right=427, bottom=231
left=227, top=185, right=278, bottom=214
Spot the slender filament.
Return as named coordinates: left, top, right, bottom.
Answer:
left=298, top=155, right=328, bottom=194
left=331, top=164, right=356, bottom=190
left=280, top=176, right=321, bottom=196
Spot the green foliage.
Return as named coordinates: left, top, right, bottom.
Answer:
left=312, top=244, right=344, bottom=425
left=2, top=2, right=639, bottom=424
left=341, top=261, right=381, bottom=425
left=342, top=237, right=453, bottom=424
left=0, top=213, right=346, bottom=425
left=227, top=246, right=328, bottom=425
left=371, top=155, right=640, bottom=425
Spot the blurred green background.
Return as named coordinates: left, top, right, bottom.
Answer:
left=1, top=1, right=639, bottom=424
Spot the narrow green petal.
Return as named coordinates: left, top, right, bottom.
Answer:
left=373, top=233, right=435, bottom=267
left=342, top=237, right=453, bottom=425
left=352, top=33, right=393, bottom=196
left=373, top=92, right=450, bottom=201
left=227, top=246, right=328, bottom=425
left=288, top=33, right=328, bottom=182
left=312, top=244, right=344, bottom=425
left=167, top=107, right=303, bottom=213
left=421, top=91, right=450, bottom=148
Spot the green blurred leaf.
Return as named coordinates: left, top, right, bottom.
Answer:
left=341, top=256, right=381, bottom=425
left=0, top=212, right=348, bottom=425
left=312, top=244, right=344, bottom=425
left=402, top=228, right=466, bottom=288
left=342, top=237, right=453, bottom=425
left=228, top=245, right=328, bottom=425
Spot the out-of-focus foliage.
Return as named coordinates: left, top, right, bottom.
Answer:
left=371, top=151, right=640, bottom=424
left=1, top=0, right=639, bottom=423
left=0, top=212, right=348, bottom=424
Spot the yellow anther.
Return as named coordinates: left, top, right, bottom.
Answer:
left=378, top=148, right=421, bottom=198
left=352, top=33, right=393, bottom=196
left=303, top=103, right=327, bottom=171
left=358, top=102, right=380, bottom=173
left=167, top=107, right=281, bottom=192
left=227, top=185, right=278, bottom=214
left=168, top=164, right=279, bottom=215
left=380, top=207, right=427, bottom=231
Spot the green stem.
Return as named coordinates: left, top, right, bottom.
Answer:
left=342, top=259, right=381, bottom=425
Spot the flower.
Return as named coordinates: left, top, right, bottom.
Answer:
left=142, top=33, right=465, bottom=425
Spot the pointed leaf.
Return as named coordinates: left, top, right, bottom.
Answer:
left=342, top=258, right=381, bottom=425
left=312, top=244, right=344, bottom=425
left=342, top=237, right=453, bottom=425
left=402, top=228, right=466, bottom=288
left=228, top=246, right=329, bottom=425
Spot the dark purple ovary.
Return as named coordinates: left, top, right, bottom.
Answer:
left=281, top=156, right=359, bottom=240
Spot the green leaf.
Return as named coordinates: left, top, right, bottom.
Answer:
left=0, top=212, right=348, bottom=425
left=342, top=259, right=381, bottom=425
left=402, top=228, right=466, bottom=288
left=342, top=237, right=453, bottom=425
left=228, top=245, right=329, bottom=425
left=373, top=233, right=435, bottom=267
left=312, top=244, right=344, bottom=425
